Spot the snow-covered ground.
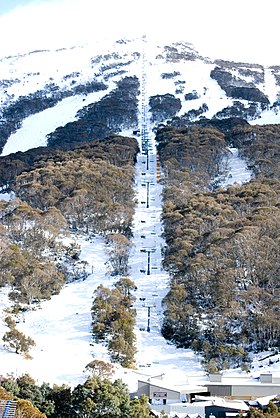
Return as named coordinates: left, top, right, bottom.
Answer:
left=0, top=37, right=279, bottom=394
left=217, top=147, right=252, bottom=188
left=1, top=35, right=280, bottom=159
left=0, top=122, right=279, bottom=394
left=0, top=37, right=206, bottom=391
left=0, top=134, right=206, bottom=391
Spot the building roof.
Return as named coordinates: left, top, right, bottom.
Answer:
left=140, top=378, right=208, bottom=395
left=193, top=396, right=249, bottom=411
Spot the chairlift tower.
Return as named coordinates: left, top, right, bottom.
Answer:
left=140, top=247, right=156, bottom=275
left=142, top=302, right=156, bottom=332
left=141, top=179, right=155, bottom=208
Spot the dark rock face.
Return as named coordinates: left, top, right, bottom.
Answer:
left=149, top=94, right=182, bottom=123
left=47, top=76, right=140, bottom=147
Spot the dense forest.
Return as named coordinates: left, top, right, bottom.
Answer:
left=157, top=123, right=280, bottom=372
left=0, top=135, right=138, bottom=343
left=1, top=120, right=280, bottom=372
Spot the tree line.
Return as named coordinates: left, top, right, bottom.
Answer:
left=157, top=124, right=280, bottom=372
left=0, top=372, right=279, bottom=418
left=46, top=76, right=140, bottom=147
left=0, top=372, right=153, bottom=417
left=5, top=136, right=138, bottom=236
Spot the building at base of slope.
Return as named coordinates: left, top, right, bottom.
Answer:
left=137, top=378, right=209, bottom=405
left=138, top=373, right=280, bottom=405
left=149, top=397, right=249, bottom=418
left=137, top=375, right=280, bottom=418
left=206, top=373, right=280, bottom=399
left=149, top=395, right=280, bottom=418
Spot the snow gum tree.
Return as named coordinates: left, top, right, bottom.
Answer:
left=105, top=233, right=133, bottom=277
left=71, top=376, right=131, bottom=418
left=3, top=316, right=35, bottom=357
left=16, top=399, right=47, bottom=418
left=84, top=359, right=115, bottom=379
left=91, top=278, right=137, bottom=367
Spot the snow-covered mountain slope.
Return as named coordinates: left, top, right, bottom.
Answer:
left=0, top=114, right=278, bottom=393
left=1, top=37, right=280, bottom=156
left=0, top=34, right=280, bottom=394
